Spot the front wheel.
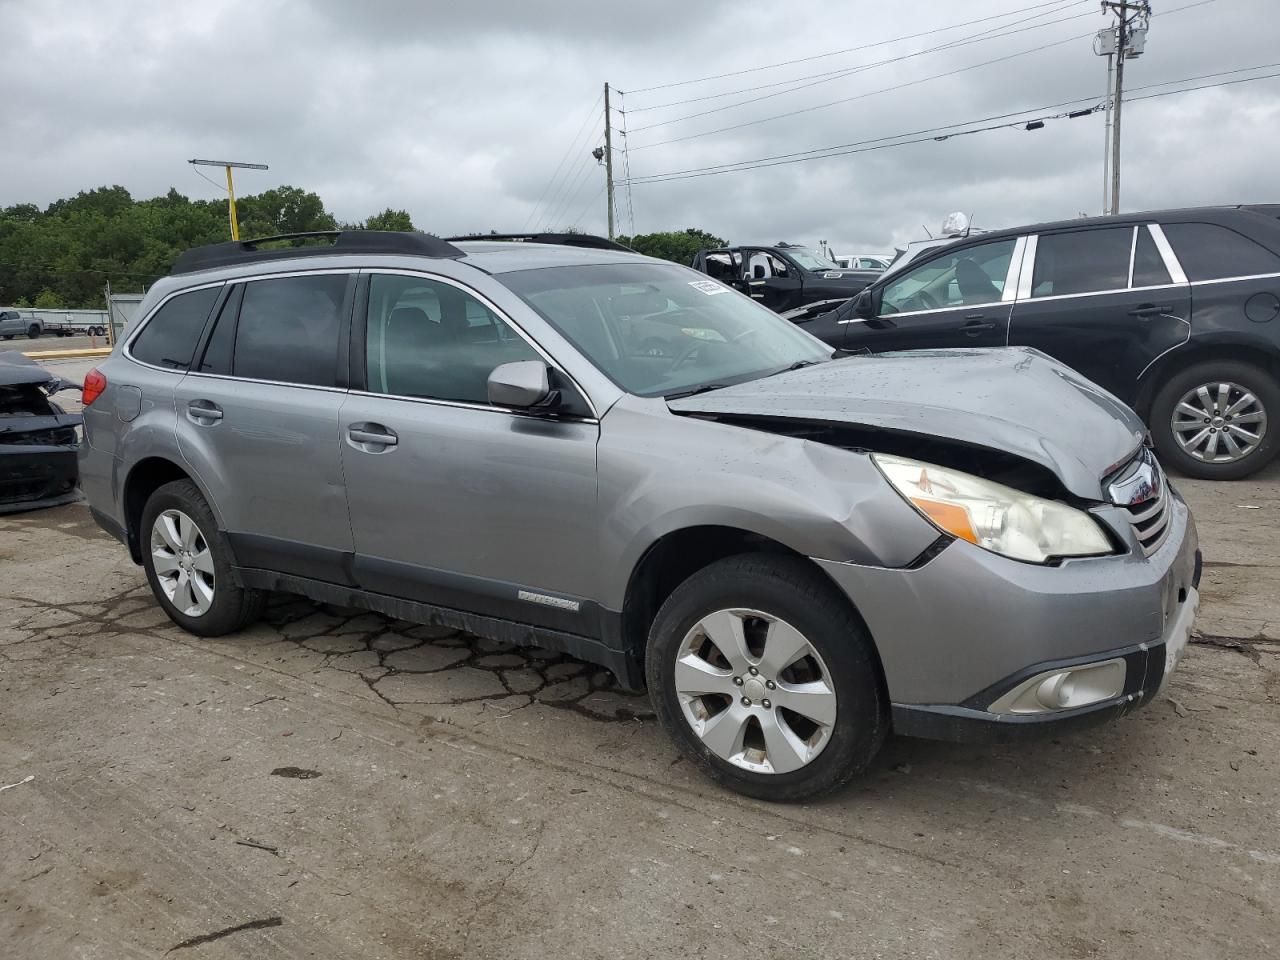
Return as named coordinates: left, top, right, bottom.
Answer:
left=141, top=480, right=266, bottom=636
left=646, top=555, right=886, bottom=802
left=26, top=324, right=40, bottom=339
left=1150, top=360, right=1278, bottom=480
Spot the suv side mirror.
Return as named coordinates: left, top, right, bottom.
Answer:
left=488, top=360, right=556, bottom=409
left=852, top=288, right=875, bottom=318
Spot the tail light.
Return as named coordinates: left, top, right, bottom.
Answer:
left=82, top=368, right=107, bottom=406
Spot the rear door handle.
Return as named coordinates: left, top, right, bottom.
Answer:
left=186, top=400, right=223, bottom=425
left=1128, top=304, right=1172, bottom=318
left=961, top=317, right=996, bottom=335
left=347, top=422, right=398, bottom=451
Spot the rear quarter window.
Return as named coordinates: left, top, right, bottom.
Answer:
left=129, top=287, right=221, bottom=369
left=1161, top=222, right=1280, bottom=281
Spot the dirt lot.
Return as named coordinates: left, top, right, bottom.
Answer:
left=1, top=464, right=1277, bottom=959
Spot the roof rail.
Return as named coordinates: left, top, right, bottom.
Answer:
left=445, top=232, right=632, bottom=252
left=169, top=230, right=465, bottom=275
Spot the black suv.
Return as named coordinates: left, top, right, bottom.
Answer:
left=797, top=206, right=1280, bottom=480
left=692, top=243, right=878, bottom=313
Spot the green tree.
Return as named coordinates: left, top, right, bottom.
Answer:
left=616, top=228, right=728, bottom=265
left=33, top=289, right=65, bottom=308
left=362, top=208, right=415, bottom=231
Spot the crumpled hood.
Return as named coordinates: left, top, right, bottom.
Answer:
left=0, top=350, right=56, bottom=387
left=667, top=347, right=1145, bottom=500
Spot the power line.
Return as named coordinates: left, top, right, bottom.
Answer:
left=620, top=0, right=1086, bottom=95
left=538, top=126, right=603, bottom=228
left=543, top=150, right=602, bottom=228
left=626, top=1, right=1090, bottom=119
left=618, top=67, right=1280, bottom=186
left=570, top=184, right=606, bottom=232
left=522, top=91, right=603, bottom=230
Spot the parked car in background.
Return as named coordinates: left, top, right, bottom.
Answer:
left=80, top=229, right=1199, bottom=801
left=691, top=242, right=878, bottom=312
left=794, top=206, right=1280, bottom=480
left=0, top=310, right=41, bottom=340
left=835, top=254, right=892, bottom=271
left=0, top=351, right=82, bottom=513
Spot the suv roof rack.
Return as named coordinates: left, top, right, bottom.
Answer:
left=169, top=230, right=465, bottom=275
left=445, top=232, right=632, bottom=252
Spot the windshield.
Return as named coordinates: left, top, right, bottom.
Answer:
left=498, top=263, right=832, bottom=398
left=784, top=247, right=839, bottom=271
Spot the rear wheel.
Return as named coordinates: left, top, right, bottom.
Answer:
left=140, top=480, right=265, bottom=635
left=26, top=324, right=39, bottom=339
left=646, top=554, right=886, bottom=802
left=1151, top=360, right=1278, bottom=479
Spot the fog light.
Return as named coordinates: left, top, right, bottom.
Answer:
left=988, top=658, right=1126, bottom=715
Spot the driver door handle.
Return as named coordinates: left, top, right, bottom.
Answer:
left=961, top=318, right=996, bottom=335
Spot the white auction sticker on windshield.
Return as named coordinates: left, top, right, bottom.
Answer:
left=688, top=280, right=729, bottom=295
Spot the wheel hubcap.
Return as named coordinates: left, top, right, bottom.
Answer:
left=673, top=608, right=837, bottom=775
left=1172, top=381, right=1267, bottom=464
left=150, top=509, right=215, bottom=617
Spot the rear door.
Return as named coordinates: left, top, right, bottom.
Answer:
left=338, top=270, right=602, bottom=634
left=841, top=235, right=1021, bottom=352
left=175, top=270, right=357, bottom=582
left=1008, top=225, right=1191, bottom=404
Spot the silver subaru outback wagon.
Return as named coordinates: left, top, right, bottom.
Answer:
left=79, top=230, right=1201, bottom=801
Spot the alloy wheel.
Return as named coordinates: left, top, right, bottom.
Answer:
left=673, top=608, right=837, bottom=774
left=150, top=508, right=215, bottom=617
left=1171, top=381, right=1268, bottom=464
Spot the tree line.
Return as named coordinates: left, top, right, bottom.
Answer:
left=0, top=184, right=725, bottom=309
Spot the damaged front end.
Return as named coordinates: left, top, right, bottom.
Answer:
left=0, top=352, right=83, bottom=514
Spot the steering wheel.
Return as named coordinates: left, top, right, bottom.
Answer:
left=913, top=290, right=941, bottom=311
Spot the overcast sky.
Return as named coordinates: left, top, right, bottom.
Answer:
left=2, top=0, right=1276, bottom=252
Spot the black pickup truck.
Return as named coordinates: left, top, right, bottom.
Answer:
left=690, top=243, right=878, bottom=313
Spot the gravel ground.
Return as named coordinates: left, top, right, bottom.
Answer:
left=0, top=461, right=1276, bottom=959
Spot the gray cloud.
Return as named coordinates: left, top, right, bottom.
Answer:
left=2, top=0, right=1276, bottom=253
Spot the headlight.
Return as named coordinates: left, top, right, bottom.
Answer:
left=872, top=454, right=1112, bottom=564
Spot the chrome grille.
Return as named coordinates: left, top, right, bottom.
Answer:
left=1108, top=448, right=1170, bottom=557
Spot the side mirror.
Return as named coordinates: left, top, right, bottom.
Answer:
left=487, top=360, right=555, bottom=409
left=852, top=288, right=875, bottom=318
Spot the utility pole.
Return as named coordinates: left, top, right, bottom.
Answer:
left=1100, top=2, right=1150, bottom=215
left=189, top=158, right=269, bottom=240
left=1096, top=25, right=1116, bottom=213
left=603, top=82, right=616, bottom=240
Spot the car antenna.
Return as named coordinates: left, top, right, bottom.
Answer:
left=921, top=224, right=934, bottom=238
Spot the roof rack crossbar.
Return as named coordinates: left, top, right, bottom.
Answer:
left=169, top=230, right=465, bottom=275
left=445, top=232, right=632, bottom=252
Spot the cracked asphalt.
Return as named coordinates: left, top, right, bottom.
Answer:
left=1, top=462, right=1278, bottom=959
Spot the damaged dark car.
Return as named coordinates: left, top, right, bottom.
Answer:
left=0, top=351, right=82, bottom=513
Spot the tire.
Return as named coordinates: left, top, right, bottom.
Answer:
left=2, top=334, right=13, bottom=340
left=1150, top=360, right=1279, bottom=480
left=26, top=324, right=40, bottom=339
left=646, top=554, right=886, bottom=802
left=140, top=479, right=266, bottom=636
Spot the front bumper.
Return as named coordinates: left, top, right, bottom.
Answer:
left=816, top=492, right=1200, bottom=743
left=0, top=446, right=81, bottom=514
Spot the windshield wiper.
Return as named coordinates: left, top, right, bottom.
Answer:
left=665, top=383, right=731, bottom=400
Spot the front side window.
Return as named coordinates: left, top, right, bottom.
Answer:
left=1161, top=222, right=1280, bottom=281
left=233, top=274, right=347, bottom=387
left=746, top=251, right=789, bottom=279
left=878, top=238, right=1015, bottom=315
left=130, top=286, right=220, bottom=369
left=364, top=274, right=540, bottom=404
left=1031, top=228, right=1131, bottom=297
left=498, top=262, right=831, bottom=398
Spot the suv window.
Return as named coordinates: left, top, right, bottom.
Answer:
left=365, top=274, right=540, bottom=405
left=196, top=286, right=242, bottom=375
left=1031, top=228, right=1131, bottom=297
left=1161, top=222, right=1280, bottom=281
left=233, top=274, right=347, bottom=387
left=747, top=252, right=789, bottom=280
left=879, top=237, right=1015, bottom=315
left=130, top=286, right=220, bottom=369
left=1132, top=227, right=1171, bottom=287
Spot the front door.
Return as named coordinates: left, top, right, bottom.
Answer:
left=742, top=249, right=803, bottom=312
left=841, top=236, right=1020, bottom=352
left=175, top=272, right=356, bottom=582
left=338, top=271, right=601, bottom=635
left=1008, top=225, right=1191, bottom=404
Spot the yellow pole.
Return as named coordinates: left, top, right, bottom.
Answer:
left=225, top=165, right=240, bottom=240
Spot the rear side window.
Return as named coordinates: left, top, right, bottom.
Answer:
left=130, top=287, right=220, bottom=369
left=1132, top=227, right=1172, bottom=287
left=1031, top=228, right=1131, bottom=297
left=233, top=274, right=348, bottom=387
left=1161, top=222, right=1280, bottom=281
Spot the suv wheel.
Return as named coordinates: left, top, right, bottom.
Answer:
left=1151, top=360, right=1278, bottom=480
left=140, top=480, right=265, bottom=635
left=646, top=555, right=886, bottom=802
